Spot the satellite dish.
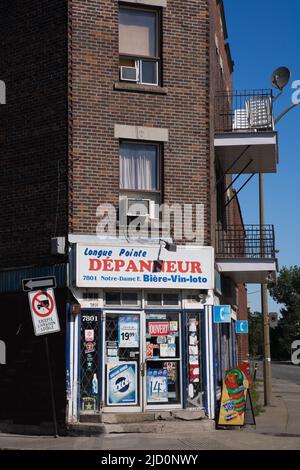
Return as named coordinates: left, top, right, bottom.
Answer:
left=271, top=66, right=291, bottom=91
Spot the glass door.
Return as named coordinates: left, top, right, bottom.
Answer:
left=144, top=312, right=182, bottom=409
left=103, top=311, right=142, bottom=411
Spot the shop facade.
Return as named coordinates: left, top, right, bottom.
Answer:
left=66, top=240, right=216, bottom=422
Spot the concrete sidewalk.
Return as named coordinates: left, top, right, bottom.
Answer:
left=0, top=377, right=299, bottom=451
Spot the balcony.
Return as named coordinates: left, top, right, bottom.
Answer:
left=215, top=225, right=277, bottom=284
left=214, top=90, right=278, bottom=174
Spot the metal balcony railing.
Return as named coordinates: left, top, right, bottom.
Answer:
left=215, top=89, right=274, bottom=133
left=216, top=225, right=276, bottom=259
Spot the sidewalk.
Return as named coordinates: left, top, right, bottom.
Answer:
left=0, top=377, right=299, bottom=451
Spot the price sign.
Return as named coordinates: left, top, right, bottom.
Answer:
left=118, top=316, right=139, bottom=348
left=147, top=369, right=168, bottom=403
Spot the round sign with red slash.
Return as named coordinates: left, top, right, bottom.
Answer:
left=31, top=291, right=54, bottom=318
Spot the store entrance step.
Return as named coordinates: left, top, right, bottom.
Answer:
left=68, top=418, right=214, bottom=436
left=80, top=409, right=206, bottom=424
left=68, top=409, right=213, bottom=435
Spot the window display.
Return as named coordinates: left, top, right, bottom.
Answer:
left=185, top=313, right=204, bottom=408
left=145, top=312, right=181, bottom=405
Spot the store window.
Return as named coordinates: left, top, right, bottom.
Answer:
left=146, top=292, right=180, bottom=307
left=80, top=310, right=100, bottom=412
left=145, top=311, right=181, bottom=406
left=104, top=290, right=140, bottom=306
left=119, top=7, right=161, bottom=85
left=185, top=312, right=204, bottom=408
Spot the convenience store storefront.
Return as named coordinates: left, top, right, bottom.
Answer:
left=66, top=242, right=216, bottom=422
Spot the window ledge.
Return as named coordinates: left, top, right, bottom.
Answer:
left=114, top=82, right=168, bottom=95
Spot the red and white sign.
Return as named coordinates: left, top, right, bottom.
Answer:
left=149, top=322, right=170, bottom=336
left=76, top=244, right=214, bottom=290
left=28, top=288, right=60, bottom=336
left=85, top=329, right=95, bottom=341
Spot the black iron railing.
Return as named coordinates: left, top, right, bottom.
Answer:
left=216, top=225, right=275, bottom=259
left=215, top=89, right=274, bottom=133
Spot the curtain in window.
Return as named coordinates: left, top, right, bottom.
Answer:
left=119, top=8, right=157, bottom=57
left=120, top=143, right=158, bottom=190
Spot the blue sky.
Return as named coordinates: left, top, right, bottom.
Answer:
left=224, top=0, right=300, bottom=313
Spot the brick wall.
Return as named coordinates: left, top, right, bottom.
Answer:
left=0, top=1, right=235, bottom=267
left=0, top=0, right=68, bottom=268
left=69, top=0, right=212, bottom=243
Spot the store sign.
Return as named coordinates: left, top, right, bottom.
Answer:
left=107, top=362, right=137, bottom=405
left=76, top=244, right=214, bottom=290
left=118, top=316, right=139, bottom=348
left=149, top=322, right=170, bottom=336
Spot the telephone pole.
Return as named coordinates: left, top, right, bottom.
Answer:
left=259, top=173, right=272, bottom=406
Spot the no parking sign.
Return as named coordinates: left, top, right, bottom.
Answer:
left=28, top=288, right=60, bottom=336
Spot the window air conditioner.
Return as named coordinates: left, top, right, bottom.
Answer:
left=120, top=66, right=138, bottom=82
left=126, top=198, right=155, bottom=219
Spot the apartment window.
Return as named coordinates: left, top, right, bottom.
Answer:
left=120, top=142, right=159, bottom=191
left=119, top=6, right=160, bottom=85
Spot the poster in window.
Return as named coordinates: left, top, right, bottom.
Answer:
left=118, top=316, right=139, bottom=348
left=107, top=362, right=138, bottom=405
left=147, top=369, right=168, bottom=403
left=189, top=364, right=200, bottom=383
left=160, top=343, right=176, bottom=358
left=164, top=362, right=176, bottom=385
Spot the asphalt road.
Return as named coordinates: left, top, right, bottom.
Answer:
left=272, top=362, right=300, bottom=383
left=256, top=360, right=300, bottom=383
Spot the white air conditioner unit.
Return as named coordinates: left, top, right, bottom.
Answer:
left=233, top=109, right=249, bottom=130
left=120, top=65, right=138, bottom=82
left=126, top=198, right=156, bottom=219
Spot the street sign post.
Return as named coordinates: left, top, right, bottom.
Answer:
left=28, top=288, right=60, bottom=437
left=22, top=276, right=56, bottom=292
left=213, top=305, right=232, bottom=323
left=236, top=320, right=249, bottom=334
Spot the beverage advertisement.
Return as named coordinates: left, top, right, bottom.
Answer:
left=107, top=362, right=138, bottom=405
left=147, top=368, right=168, bottom=403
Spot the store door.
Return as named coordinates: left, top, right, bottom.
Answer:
left=144, top=312, right=182, bottom=409
left=103, top=311, right=142, bottom=411
left=103, top=311, right=182, bottom=412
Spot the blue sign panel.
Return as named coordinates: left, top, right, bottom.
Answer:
left=213, top=305, right=231, bottom=324
left=236, top=320, right=249, bottom=334
left=107, top=362, right=137, bottom=405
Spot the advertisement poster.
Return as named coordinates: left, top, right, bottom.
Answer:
left=218, top=366, right=250, bottom=426
left=118, top=316, right=139, bottom=348
left=160, top=343, right=176, bottom=358
left=107, top=362, right=137, bottom=405
left=147, top=369, right=168, bottom=403
left=85, top=329, right=95, bottom=342
left=164, top=362, right=176, bottom=385
left=189, top=364, right=200, bottom=383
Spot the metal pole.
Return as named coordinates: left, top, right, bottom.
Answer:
left=259, top=173, right=272, bottom=406
left=45, top=336, right=59, bottom=437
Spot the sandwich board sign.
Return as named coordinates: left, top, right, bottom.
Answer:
left=28, top=288, right=60, bottom=336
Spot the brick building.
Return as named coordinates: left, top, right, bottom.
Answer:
left=0, top=0, right=278, bottom=431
